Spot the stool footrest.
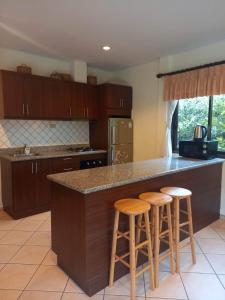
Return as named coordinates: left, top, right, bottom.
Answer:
left=179, top=221, right=189, bottom=228
left=180, top=228, right=189, bottom=235
left=159, top=250, right=172, bottom=262
left=180, top=209, right=188, bottom=215
left=117, top=230, right=130, bottom=240
left=115, top=255, right=130, bottom=268
left=178, top=241, right=191, bottom=249
left=160, top=237, right=169, bottom=245
left=136, top=264, right=151, bottom=278
left=136, top=240, right=149, bottom=250
left=159, top=229, right=169, bottom=237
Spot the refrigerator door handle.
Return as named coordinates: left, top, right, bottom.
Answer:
left=111, top=147, right=114, bottom=163
left=111, top=126, right=116, bottom=144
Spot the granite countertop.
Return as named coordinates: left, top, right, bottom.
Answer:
left=0, top=144, right=107, bottom=162
left=47, top=156, right=224, bottom=194
left=0, top=149, right=107, bottom=162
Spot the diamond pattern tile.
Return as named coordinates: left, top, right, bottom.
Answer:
left=0, top=120, right=89, bottom=148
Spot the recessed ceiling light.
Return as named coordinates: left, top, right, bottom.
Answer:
left=102, top=45, right=111, bottom=51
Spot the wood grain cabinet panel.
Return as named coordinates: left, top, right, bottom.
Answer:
left=42, top=78, right=71, bottom=120
left=98, top=83, right=132, bottom=117
left=71, top=82, right=86, bottom=118
left=23, top=75, right=43, bottom=118
left=0, top=71, right=25, bottom=118
left=12, top=160, right=37, bottom=212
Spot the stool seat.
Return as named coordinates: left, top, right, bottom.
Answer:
left=114, top=198, right=150, bottom=215
left=160, top=187, right=192, bottom=198
left=139, top=192, right=172, bottom=206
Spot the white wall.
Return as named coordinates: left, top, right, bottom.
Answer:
left=115, top=61, right=161, bottom=161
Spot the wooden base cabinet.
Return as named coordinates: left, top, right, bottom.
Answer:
left=1, top=159, right=52, bottom=219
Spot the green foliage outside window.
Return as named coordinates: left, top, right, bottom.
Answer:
left=177, top=95, right=225, bottom=151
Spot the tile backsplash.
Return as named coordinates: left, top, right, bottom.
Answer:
left=0, top=120, right=89, bottom=148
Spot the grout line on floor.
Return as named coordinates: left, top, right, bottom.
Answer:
left=195, top=237, right=225, bottom=292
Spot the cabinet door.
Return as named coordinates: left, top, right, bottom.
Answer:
left=71, top=82, right=86, bottom=118
left=105, top=85, right=121, bottom=109
left=120, top=86, right=132, bottom=111
left=23, top=75, right=42, bottom=118
left=85, top=85, right=98, bottom=120
left=42, top=78, right=71, bottom=119
left=35, top=159, right=52, bottom=207
left=1, top=71, right=25, bottom=118
left=12, top=161, right=36, bottom=212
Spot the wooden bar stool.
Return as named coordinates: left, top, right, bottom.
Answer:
left=109, top=198, right=155, bottom=300
left=139, top=192, right=175, bottom=288
left=160, top=187, right=196, bottom=273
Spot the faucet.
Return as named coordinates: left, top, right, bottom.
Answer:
left=24, top=144, right=31, bottom=155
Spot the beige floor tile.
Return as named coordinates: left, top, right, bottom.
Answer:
left=179, top=238, right=202, bottom=253
left=181, top=272, right=225, bottom=300
left=105, top=273, right=145, bottom=297
left=25, top=231, right=51, bottom=246
left=37, top=220, right=51, bottom=231
left=64, top=278, right=104, bottom=295
left=0, top=231, right=8, bottom=239
left=62, top=293, right=103, bottom=300
left=0, top=210, right=12, bottom=218
left=14, top=219, right=44, bottom=231
left=212, top=226, right=225, bottom=240
left=218, top=275, right=225, bottom=288
left=0, top=264, right=38, bottom=290
left=0, top=230, right=33, bottom=245
left=10, top=245, right=49, bottom=264
left=104, top=296, right=145, bottom=300
left=206, top=254, right=225, bottom=274
left=196, top=238, right=225, bottom=254
left=210, top=219, right=225, bottom=230
left=26, top=265, right=68, bottom=292
left=145, top=271, right=187, bottom=299
left=0, top=219, right=21, bottom=230
left=0, top=245, right=21, bottom=263
left=65, top=278, right=84, bottom=293
left=160, top=253, right=214, bottom=274
left=0, top=289, right=22, bottom=300
left=195, top=225, right=221, bottom=239
left=20, top=290, right=62, bottom=300
left=22, top=211, right=50, bottom=221
left=42, top=250, right=57, bottom=265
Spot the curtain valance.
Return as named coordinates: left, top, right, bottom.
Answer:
left=163, top=64, right=225, bottom=101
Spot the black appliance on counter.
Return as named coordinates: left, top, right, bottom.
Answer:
left=179, top=140, right=218, bottom=160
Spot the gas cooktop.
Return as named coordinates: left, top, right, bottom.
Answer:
left=67, top=147, right=96, bottom=153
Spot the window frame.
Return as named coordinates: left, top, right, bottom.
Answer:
left=171, top=95, right=225, bottom=158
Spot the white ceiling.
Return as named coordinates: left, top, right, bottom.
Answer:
left=1, top=0, right=225, bottom=70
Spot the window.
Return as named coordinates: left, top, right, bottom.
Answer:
left=172, top=95, right=225, bottom=155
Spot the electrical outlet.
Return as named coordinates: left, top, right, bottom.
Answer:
left=49, top=122, right=56, bottom=128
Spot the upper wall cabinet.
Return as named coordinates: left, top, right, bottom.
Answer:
left=0, top=70, right=43, bottom=119
left=71, top=82, right=98, bottom=120
left=99, top=83, right=132, bottom=117
left=42, top=78, right=71, bottom=120
left=0, top=70, right=99, bottom=120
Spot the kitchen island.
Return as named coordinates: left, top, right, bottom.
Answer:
left=48, top=156, right=224, bottom=296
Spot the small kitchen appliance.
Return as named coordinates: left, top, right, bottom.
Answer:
left=193, top=125, right=208, bottom=141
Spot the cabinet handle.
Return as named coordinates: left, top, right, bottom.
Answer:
left=86, top=107, right=89, bottom=118
left=35, top=162, right=38, bottom=174
left=69, top=106, right=72, bottom=116
left=63, top=157, right=72, bottom=160
left=31, top=162, right=34, bottom=174
left=26, top=104, right=29, bottom=115
left=22, top=104, right=25, bottom=115
left=63, top=168, right=73, bottom=171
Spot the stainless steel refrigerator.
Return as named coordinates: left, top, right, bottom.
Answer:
left=108, top=118, right=133, bottom=165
